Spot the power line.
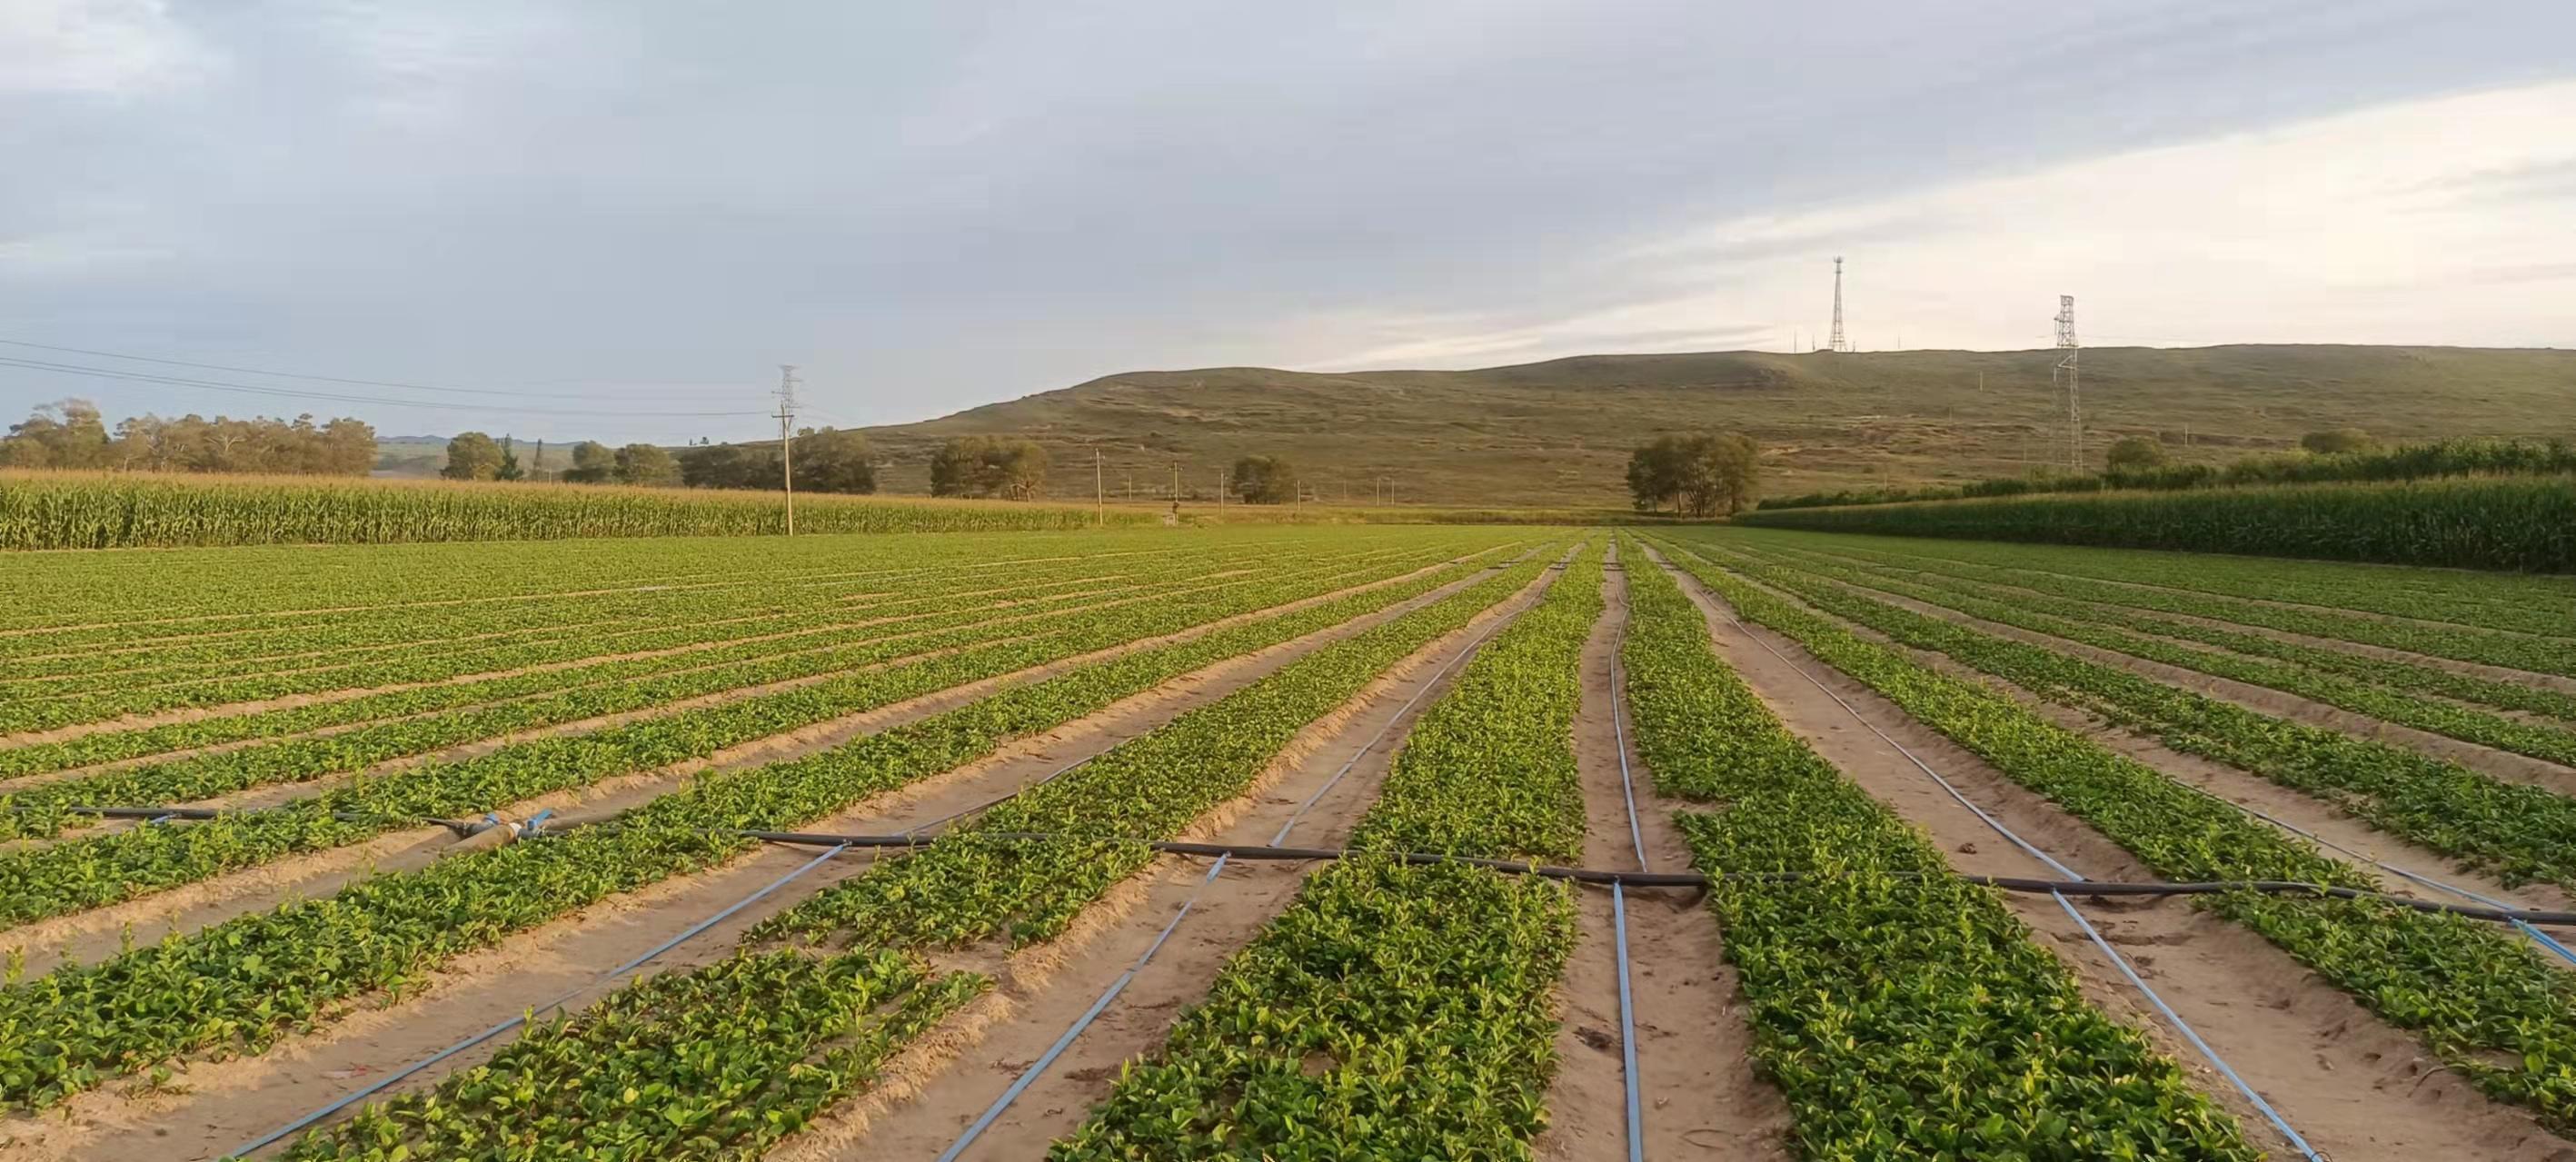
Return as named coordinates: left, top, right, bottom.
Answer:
left=0, top=355, right=764, bottom=419
left=0, top=336, right=691, bottom=402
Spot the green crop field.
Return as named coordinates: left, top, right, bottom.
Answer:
left=4, top=521, right=2572, bottom=1159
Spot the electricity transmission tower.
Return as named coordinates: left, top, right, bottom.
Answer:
left=2053, top=296, right=2081, bottom=470
left=774, top=364, right=800, bottom=536
left=1827, top=257, right=1851, bottom=353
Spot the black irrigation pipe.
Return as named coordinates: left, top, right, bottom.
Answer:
left=34, top=805, right=2576, bottom=927
left=712, top=827, right=2576, bottom=927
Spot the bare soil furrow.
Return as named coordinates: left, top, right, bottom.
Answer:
left=0, top=553, right=1507, bottom=1162
left=779, top=564, right=1554, bottom=1162
left=1536, top=558, right=1793, bottom=1162
left=1654, top=553, right=2567, bottom=1161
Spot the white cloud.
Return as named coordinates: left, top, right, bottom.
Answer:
left=0, top=0, right=208, bottom=96
left=1315, top=78, right=2576, bottom=365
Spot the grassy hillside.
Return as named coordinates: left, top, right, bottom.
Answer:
left=857, top=345, right=2576, bottom=508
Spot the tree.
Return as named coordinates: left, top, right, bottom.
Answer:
left=614, top=443, right=682, bottom=487
left=930, top=436, right=1049, bottom=499
left=441, top=432, right=504, bottom=481
left=0, top=399, right=114, bottom=469
left=495, top=435, right=523, bottom=482
left=562, top=441, right=616, bottom=484
left=792, top=428, right=877, bottom=494
left=2104, top=436, right=2167, bottom=470
left=679, top=442, right=773, bottom=490
left=2301, top=428, right=2378, bottom=455
left=1624, top=432, right=1760, bottom=516
left=1230, top=454, right=1299, bottom=504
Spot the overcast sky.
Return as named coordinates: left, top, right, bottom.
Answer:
left=5, top=0, right=2572, bottom=444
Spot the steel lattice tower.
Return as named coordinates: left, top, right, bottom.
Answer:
left=1827, top=256, right=1850, bottom=353
left=2053, top=295, right=2082, bottom=469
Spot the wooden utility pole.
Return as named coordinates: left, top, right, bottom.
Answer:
left=1093, top=447, right=1104, bottom=526
left=775, top=365, right=799, bottom=537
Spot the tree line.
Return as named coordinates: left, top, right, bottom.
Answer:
left=441, top=430, right=1070, bottom=500
left=2, top=399, right=376, bottom=475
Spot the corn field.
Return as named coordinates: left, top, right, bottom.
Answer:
left=1736, top=475, right=2576, bottom=571
left=0, top=470, right=1154, bottom=549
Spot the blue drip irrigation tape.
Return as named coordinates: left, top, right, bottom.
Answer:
left=2214, top=793, right=2576, bottom=968
left=939, top=570, right=1544, bottom=1158
left=938, top=853, right=1230, bottom=1162
left=1268, top=591, right=1518, bottom=846
left=225, top=841, right=850, bottom=1159
left=1612, top=883, right=1645, bottom=1162
left=2050, top=891, right=2323, bottom=1162
left=1778, top=542, right=2576, bottom=969
left=1696, top=560, right=2322, bottom=1158
left=1607, top=576, right=1646, bottom=1162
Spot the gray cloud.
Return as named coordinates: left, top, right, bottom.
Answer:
left=2, top=0, right=2571, bottom=443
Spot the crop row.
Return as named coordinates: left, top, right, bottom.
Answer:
left=0, top=530, right=1363, bottom=650
left=0, top=561, right=1278, bottom=837
left=1, top=545, right=1397, bottom=733
left=0, top=538, right=1335, bottom=690
left=0, top=544, right=1404, bottom=784
left=0, top=547, right=1497, bottom=927
left=1703, top=538, right=2576, bottom=894
left=1778, top=538, right=2576, bottom=727
left=1055, top=548, right=1606, bottom=1159
left=1758, top=541, right=2576, bottom=767
left=0, top=536, right=1013, bottom=642
left=1616, top=538, right=2255, bottom=1157
left=0, top=569, right=1136, bottom=753
left=1739, top=527, right=2576, bottom=642
left=0, top=541, right=1563, bottom=1112
left=274, top=547, right=1573, bottom=1157
left=1650, top=534, right=2576, bottom=1132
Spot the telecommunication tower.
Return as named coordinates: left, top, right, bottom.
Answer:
left=2053, top=296, right=2081, bottom=470
left=1827, top=257, right=1851, bottom=353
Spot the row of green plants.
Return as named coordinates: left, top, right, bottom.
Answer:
left=0, top=541, right=1559, bottom=1112
left=0, top=559, right=1313, bottom=833
left=1760, top=436, right=2576, bottom=511
left=0, top=526, right=1288, bottom=641
left=276, top=547, right=1572, bottom=1157
left=303, top=948, right=987, bottom=1160
left=0, top=565, right=1151, bottom=763
left=0, top=544, right=1381, bottom=783
left=1053, top=551, right=1606, bottom=1159
left=1, top=546, right=1361, bottom=733
left=1704, top=539, right=2576, bottom=894
left=0, top=467, right=1160, bottom=550
left=1736, top=529, right=2576, bottom=673
left=0, top=548, right=1487, bottom=926
left=1616, top=539, right=2257, bottom=1157
left=1777, top=538, right=2576, bottom=727
left=1, top=534, right=1331, bottom=685
left=1741, top=529, right=2576, bottom=641
left=1735, top=476, right=2576, bottom=572
left=0, top=541, right=1026, bottom=651
left=1758, top=541, right=2576, bottom=768
left=1652, top=534, right=2576, bottom=1131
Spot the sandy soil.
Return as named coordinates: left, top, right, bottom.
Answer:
left=1785, top=546, right=2576, bottom=699
left=1650, top=549, right=2572, bottom=1161
left=1704, top=555, right=2576, bottom=920
left=0, top=550, right=1518, bottom=1161
left=1828, top=576, right=2576, bottom=796
left=774, top=558, right=1562, bottom=1162
left=1534, top=556, right=1795, bottom=1162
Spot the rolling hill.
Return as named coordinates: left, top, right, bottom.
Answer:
left=856, top=345, right=2576, bottom=508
